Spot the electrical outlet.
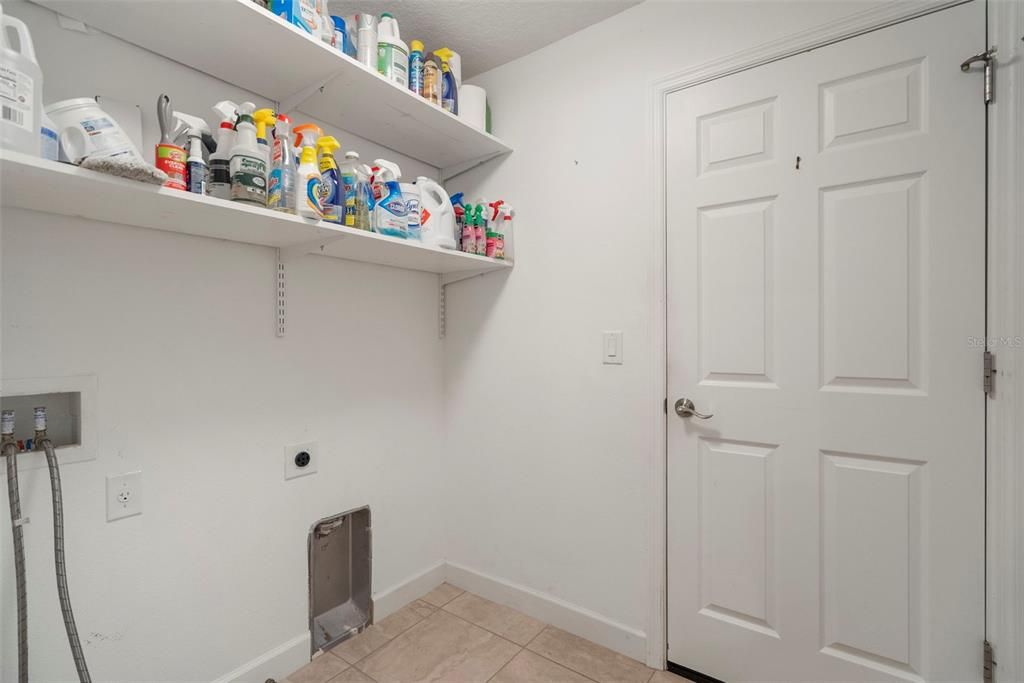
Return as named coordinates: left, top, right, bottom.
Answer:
left=106, top=471, right=142, bottom=522
left=284, top=441, right=318, bottom=480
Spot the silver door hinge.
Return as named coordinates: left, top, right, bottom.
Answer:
left=961, top=47, right=997, bottom=104
left=984, top=351, right=996, bottom=395
left=983, top=640, right=995, bottom=683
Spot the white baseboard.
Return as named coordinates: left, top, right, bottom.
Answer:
left=210, top=561, right=649, bottom=682
left=444, top=561, right=648, bottom=662
left=210, top=561, right=447, bottom=683
left=211, top=632, right=309, bottom=683
left=373, top=561, right=448, bottom=619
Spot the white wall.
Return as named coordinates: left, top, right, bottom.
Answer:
left=444, top=0, right=888, bottom=662
left=0, top=1, right=445, bottom=680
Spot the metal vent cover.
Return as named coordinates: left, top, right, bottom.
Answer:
left=308, top=506, right=371, bottom=654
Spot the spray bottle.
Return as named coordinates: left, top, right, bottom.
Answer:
left=434, top=47, right=459, bottom=115
left=208, top=100, right=238, bottom=200
left=317, top=135, right=342, bottom=223
left=253, top=108, right=276, bottom=169
left=185, top=124, right=208, bottom=195
left=473, top=203, right=487, bottom=255
left=497, top=204, right=514, bottom=260
left=372, top=159, right=408, bottom=238
left=338, top=150, right=364, bottom=228
left=268, top=114, right=297, bottom=213
left=230, top=102, right=267, bottom=205
left=295, top=127, right=324, bottom=220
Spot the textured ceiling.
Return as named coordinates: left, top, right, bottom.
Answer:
left=326, top=0, right=642, bottom=78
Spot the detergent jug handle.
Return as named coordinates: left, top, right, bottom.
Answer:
left=2, top=14, right=37, bottom=62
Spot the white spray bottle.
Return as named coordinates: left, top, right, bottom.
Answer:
left=229, top=102, right=266, bottom=205
left=208, top=100, right=238, bottom=200
left=372, top=159, right=408, bottom=238
left=295, top=129, right=324, bottom=220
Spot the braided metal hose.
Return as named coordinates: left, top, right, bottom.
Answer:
left=3, top=441, right=28, bottom=683
left=41, top=439, right=92, bottom=683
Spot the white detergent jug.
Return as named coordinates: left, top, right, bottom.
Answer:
left=416, top=176, right=456, bottom=250
left=0, top=2, right=43, bottom=156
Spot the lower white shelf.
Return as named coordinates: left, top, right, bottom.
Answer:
left=0, top=151, right=512, bottom=277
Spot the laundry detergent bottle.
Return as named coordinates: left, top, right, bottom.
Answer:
left=295, top=128, right=324, bottom=220
left=317, top=135, right=342, bottom=223
left=0, top=4, right=43, bottom=155
left=372, top=159, right=408, bottom=238
left=377, top=13, right=408, bottom=87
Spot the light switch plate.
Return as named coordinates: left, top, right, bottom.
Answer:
left=603, top=331, right=623, bottom=365
left=106, top=471, right=142, bottom=522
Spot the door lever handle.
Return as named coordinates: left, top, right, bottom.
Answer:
left=674, top=398, right=713, bottom=420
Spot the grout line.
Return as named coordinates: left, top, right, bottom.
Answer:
left=524, top=646, right=603, bottom=683
left=484, top=644, right=524, bottom=683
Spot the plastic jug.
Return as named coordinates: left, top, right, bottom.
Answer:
left=0, top=3, right=43, bottom=156
left=417, top=177, right=456, bottom=250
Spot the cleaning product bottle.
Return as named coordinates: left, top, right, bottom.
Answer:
left=268, top=114, right=297, bottom=213
left=401, top=181, right=421, bottom=240
left=292, top=123, right=321, bottom=156
left=376, top=13, right=409, bottom=88
left=230, top=102, right=267, bottom=205
left=185, top=128, right=208, bottom=195
left=474, top=204, right=487, bottom=255
left=338, top=150, right=362, bottom=228
left=0, top=4, right=43, bottom=156
left=422, top=52, right=441, bottom=106
left=208, top=100, right=237, bottom=200
left=408, top=39, right=424, bottom=95
left=497, top=204, right=514, bottom=260
left=317, top=135, right=342, bottom=223
left=295, top=128, right=324, bottom=220
left=434, top=47, right=459, bottom=115
left=356, top=160, right=374, bottom=229
left=418, top=177, right=457, bottom=250
left=253, top=108, right=276, bottom=169
left=372, top=159, right=408, bottom=238
left=270, top=0, right=319, bottom=34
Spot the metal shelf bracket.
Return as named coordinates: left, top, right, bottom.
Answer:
left=276, top=234, right=347, bottom=337
left=438, top=268, right=501, bottom=339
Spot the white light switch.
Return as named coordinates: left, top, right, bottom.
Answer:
left=603, top=331, right=623, bottom=365
left=106, top=471, right=142, bottom=522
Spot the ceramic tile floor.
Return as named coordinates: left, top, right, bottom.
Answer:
left=285, top=584, right=694, bottom=683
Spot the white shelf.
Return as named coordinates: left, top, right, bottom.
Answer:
left=0, top=151, right=512, bottom=277
left=33, top=0, right=513, bottom=173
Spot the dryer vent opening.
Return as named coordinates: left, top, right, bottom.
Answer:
left=309, top=506, right=371, bottom=654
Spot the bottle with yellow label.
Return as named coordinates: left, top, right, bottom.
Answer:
left=317, top=135, right=341, bottom=223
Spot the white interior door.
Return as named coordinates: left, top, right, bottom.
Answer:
left=666, top=4, right=986, bottom=682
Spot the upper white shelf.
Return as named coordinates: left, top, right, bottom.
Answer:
left=0, top=150, right=512, bottom=277
left=33, top=0, right=513, bottom=173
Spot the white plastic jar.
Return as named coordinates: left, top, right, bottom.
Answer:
left=45, top=97, right=144, bottom=164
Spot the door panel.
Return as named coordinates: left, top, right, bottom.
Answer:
left=666, top=4, right=985, bottom=682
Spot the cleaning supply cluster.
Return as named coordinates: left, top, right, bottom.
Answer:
left=260, top=2, right=490, bottom=132
left=151, top=94, right=512, bottom=258
left=450, top=193, right=514, bottom=260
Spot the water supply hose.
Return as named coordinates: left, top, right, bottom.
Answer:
left=41, top=438, right=92, bottom=683
left=3, top=440, right=28, bottom=683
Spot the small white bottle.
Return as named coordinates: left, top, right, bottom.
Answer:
left=296, top=136, right=323, bottom=220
